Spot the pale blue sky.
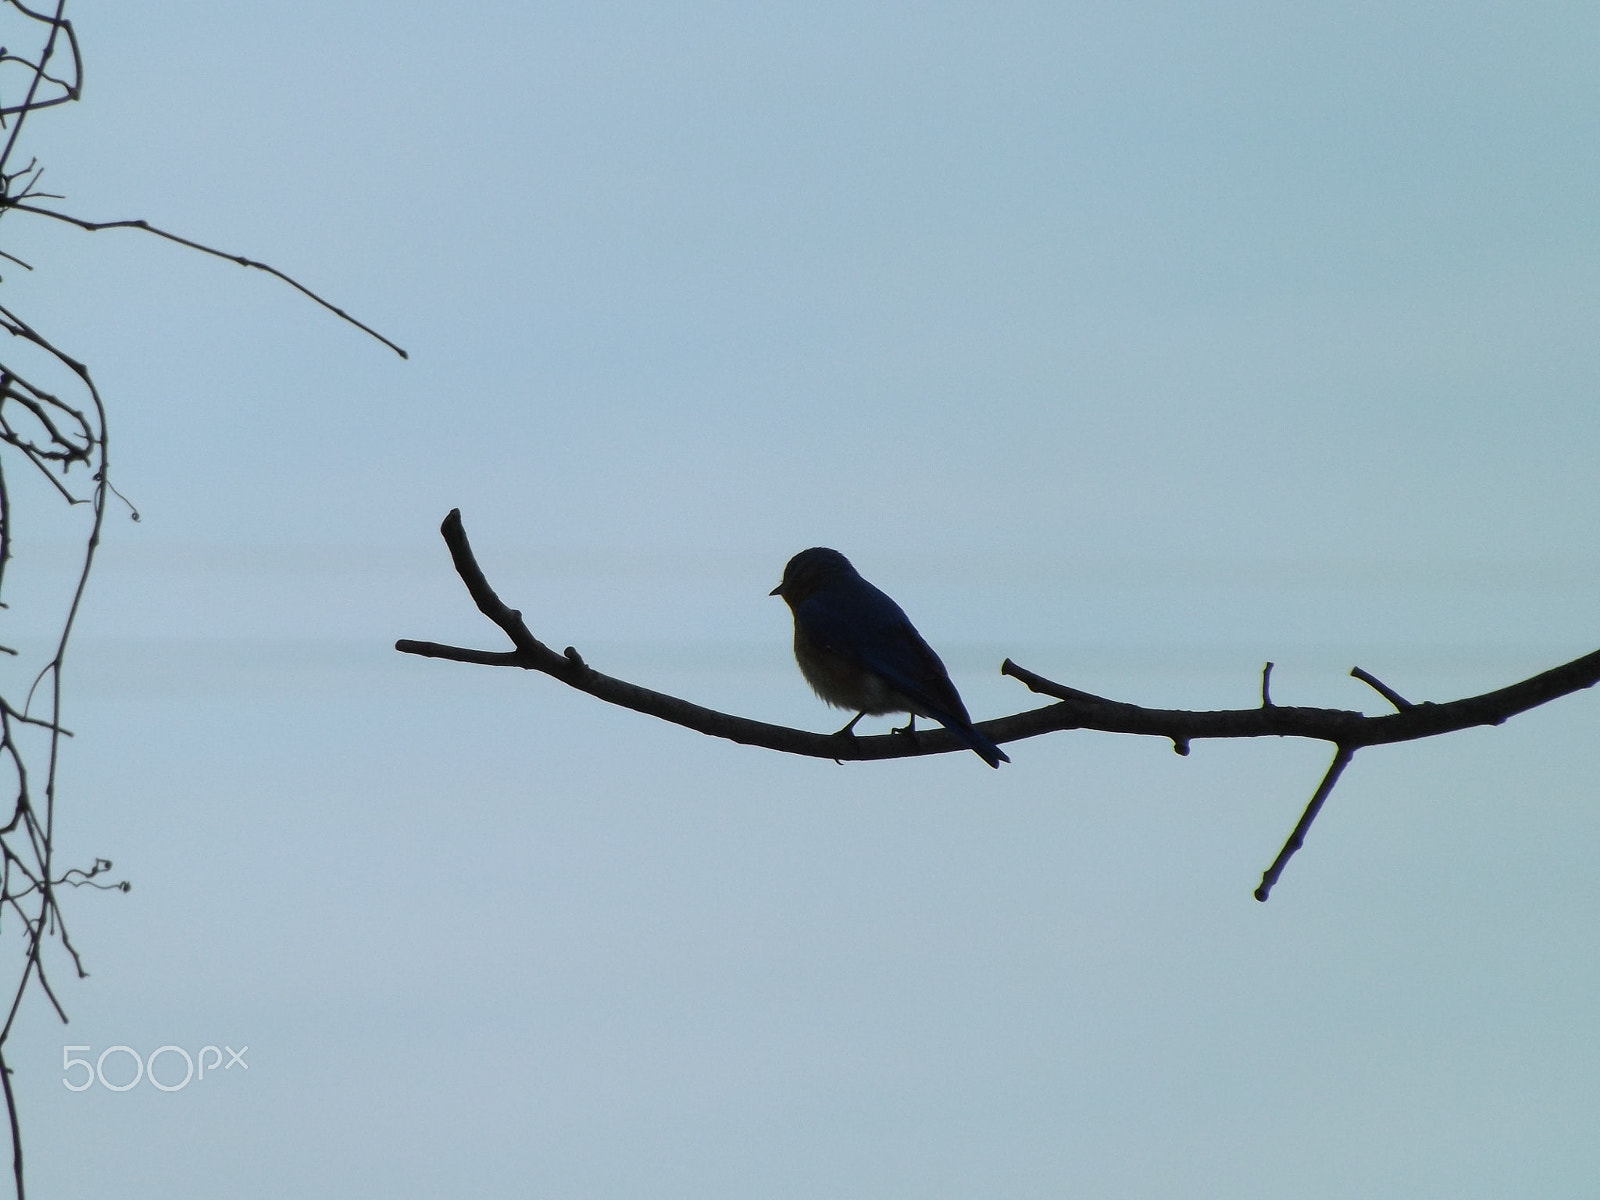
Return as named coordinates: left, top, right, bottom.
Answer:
left=2, top=2, right=1598, bottom=1196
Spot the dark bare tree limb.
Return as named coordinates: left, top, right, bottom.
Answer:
left=1350, top=666, right=1414, bottom=712
left=1003, top=650, right=1600, bottom=900
left=1255, top=746, right=1354, bottom=901
left=399, top=509, right=1600, bottom=900
left=0, top=7, right=404, bottom=1192
left=2, top=203, right=408, bottom=360
left=396, top=514, right=1002, bottom=764
left=997, top=653, right=1600, bottom=748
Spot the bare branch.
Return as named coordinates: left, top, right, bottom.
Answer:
left=1350, top=666, right=1414, bottom=712
left=395, top=510, right=1016, bottom=764
left=0, top=0, right=78, bottom=171
left=2, top=203, right=408, bottom=359
left=998, top=654, right=1600, bottom=749
left=1255, top=746, right=1355, bottom=901
left=400, top=508, right=1600, bottom=901
left=0, top=1048, right=18, bottom=1200
left=400, top=508, right=1600, bottom=761
left=0, top=7, right=405, bottom=1192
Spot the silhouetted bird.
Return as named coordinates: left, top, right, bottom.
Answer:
left=770, top=547, right=1009, bottom=768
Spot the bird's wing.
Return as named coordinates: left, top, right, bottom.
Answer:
left=796, top=583, right=1009, bottom=768
left=796, top=585, right=971, bottom=724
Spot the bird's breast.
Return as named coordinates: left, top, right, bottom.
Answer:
left=793, top=627, right=902, bottom=714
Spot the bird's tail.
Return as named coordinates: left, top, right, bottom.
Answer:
left=949, top=719, right=1008, bottom=769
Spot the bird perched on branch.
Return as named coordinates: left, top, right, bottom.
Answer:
left=770, top=547, right=1009, bottom=768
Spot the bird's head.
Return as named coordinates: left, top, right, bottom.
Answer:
left=770, top=546, right=857, bottom=606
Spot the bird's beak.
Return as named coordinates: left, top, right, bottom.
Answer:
left=768, top=583, right=784, bottom=597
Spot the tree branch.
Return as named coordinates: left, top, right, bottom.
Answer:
left=399, top=509, right=1600, bottom=897
left=997, top=652, right=1600, bottom=748
left=1, top=204, right=408, bottom=360
left=395, top=511, right=1009, bottom=764
left=1255, top=746, right=1354, bottom=901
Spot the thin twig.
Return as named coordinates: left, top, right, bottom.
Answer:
left=0, top=1047, right=18, bottom=1200
left=1255, top=746, right=1355, bottom=901
left=1350, top=666, right=1414, bottom=712
left=0, top=0, right=76, bottom=174
left=4, top=204, right=409, bottom=359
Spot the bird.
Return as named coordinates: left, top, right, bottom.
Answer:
left=770, top=547, right=1009, bottom=768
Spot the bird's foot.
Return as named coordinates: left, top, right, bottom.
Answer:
left=890, top=714, right=918, bottom=736
left=832, top=712, right=866, bottom=739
